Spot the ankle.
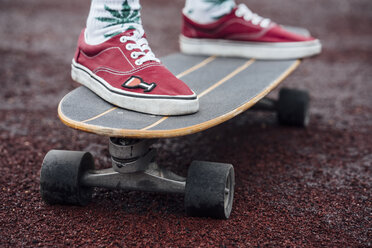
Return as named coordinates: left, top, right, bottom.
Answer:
left=183, top=0, right=235, bottom=24
left=85, top=0, right=142, bottom=45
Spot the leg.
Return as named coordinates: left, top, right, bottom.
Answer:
left=86, top=0, right=142, bottom=45
left=184, top=0, right=236, bottom=24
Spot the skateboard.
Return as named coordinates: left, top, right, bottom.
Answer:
left=40, top=28, right=311, bottom=219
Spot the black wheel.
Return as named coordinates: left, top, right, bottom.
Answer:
left=185, top=161, right=235, bottom=219
left=40, top=150, right=94, bottom=206
left=277, top=88, right=310, bottom=127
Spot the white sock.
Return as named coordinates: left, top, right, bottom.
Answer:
left=183, top=0, right=236, bottom=24
left=85, top=0, right=142, bottom=45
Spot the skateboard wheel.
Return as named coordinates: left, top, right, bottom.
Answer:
left=185, top=161, right=235, bottom=219
left=40, top=150, right=94, bottom=206
left=277, top=88, right=310, bottom=127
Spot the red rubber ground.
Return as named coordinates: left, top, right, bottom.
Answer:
left=0, top=0, right=371, bottom=247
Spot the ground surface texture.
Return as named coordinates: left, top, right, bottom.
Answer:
left=0, top=0, right=371, bottom=247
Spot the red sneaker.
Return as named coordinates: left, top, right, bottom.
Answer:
left=180, top=4, right=321, bottom=60
left=72, top=28, right=198, bottom=116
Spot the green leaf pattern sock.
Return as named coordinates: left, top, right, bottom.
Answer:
left=85, top=0, right=236, bottom=44
left=86, top=0, right=142, bottom=45
left=184, top=0, right=236, bottom=24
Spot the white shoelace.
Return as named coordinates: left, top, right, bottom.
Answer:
left=235, top=4, right=272, bottom=28
left=119, top=25, right=160, bottom=66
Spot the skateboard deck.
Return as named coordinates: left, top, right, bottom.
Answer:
left=59, top=55, right=300, bottom=138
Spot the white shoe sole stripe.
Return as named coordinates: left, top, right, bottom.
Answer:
left=179, top=35, right=322, bottom=60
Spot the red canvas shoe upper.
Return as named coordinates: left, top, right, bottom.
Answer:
left=182, top=4, right=316, bottom=43
left=74, top=29, right=195, bottom=98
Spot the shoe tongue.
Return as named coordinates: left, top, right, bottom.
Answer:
left=121, top=28, right=146, bottom=40
left=121, top=29, right=136, bottom=37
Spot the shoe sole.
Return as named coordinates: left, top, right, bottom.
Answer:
left=71, top=60, right=199, bottom=116
left=179, top=35, right=322, bottom=60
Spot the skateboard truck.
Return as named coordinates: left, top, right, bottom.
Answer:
left=40, top=138, right=235, bottom=219
left=82, top=138, right=186, bottom=194
left=110, top=138, right=157, bottom=173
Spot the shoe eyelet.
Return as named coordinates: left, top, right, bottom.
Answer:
left=235, top=11, right=243, bottom=17
left=252, top=20, right=259, bottom=25
left=126, top=44, right=133, bottom=50
left=131, top=53, right=138, bottom=59
left=120, top=36, right=127, bottom=43
left=135, top=60, right=142, bottom=66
